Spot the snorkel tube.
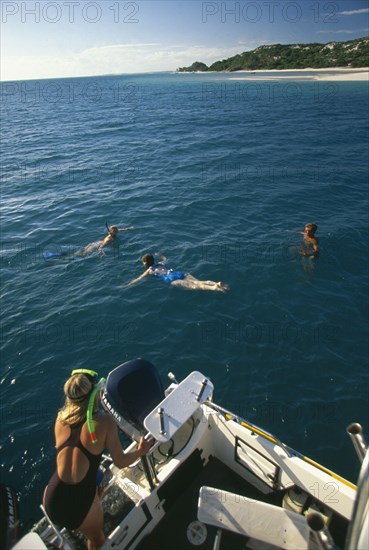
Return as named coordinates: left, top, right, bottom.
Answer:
left=105, top=222, right=114, bottom=237
left=86, top=378, right=105, bottom=444
left=71, top=369, right=105, bottom=444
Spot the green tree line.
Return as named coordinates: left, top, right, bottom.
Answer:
left=177, top=37, right=369, bottom=72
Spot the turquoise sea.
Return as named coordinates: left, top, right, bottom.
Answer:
left=1, top=72, right=368, bottom=529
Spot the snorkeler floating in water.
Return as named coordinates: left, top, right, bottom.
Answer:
left=288, top=223, right=319, bottom=258
left=79, top=225, right=134, bottom=257
left=123, top=254, right=230, bottom=292
left=43, top=224, right=134, bottom=260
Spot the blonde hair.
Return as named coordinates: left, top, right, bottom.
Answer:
left=57, top=374, right=93, bottom=427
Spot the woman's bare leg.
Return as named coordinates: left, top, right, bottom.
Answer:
left=78, top=491, right=105, bottom=550
left=172, top=275, right=229, bottom=291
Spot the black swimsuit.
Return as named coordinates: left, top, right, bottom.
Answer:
left=44, top=424, right=102, bottom=530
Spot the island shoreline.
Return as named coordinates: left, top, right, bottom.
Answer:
left=177, top=67, right=369, bottom=81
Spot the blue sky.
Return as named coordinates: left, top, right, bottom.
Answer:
left=1, top=0, right=368, bottom=80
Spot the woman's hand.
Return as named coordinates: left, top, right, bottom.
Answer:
left=137, top=436, right=153, bottom=457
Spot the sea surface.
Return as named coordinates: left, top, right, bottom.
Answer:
left=1, top=72, right=368, bottom=530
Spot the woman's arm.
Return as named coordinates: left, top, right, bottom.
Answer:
left=105, top=416, right=151, bottom=468
left=311, top=239, right=319, bottom=255
left=120, top=269, right=151, bottom=288
left=118, top=226, right=134, bottom=231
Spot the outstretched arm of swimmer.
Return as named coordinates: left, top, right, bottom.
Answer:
left=120, top=269, right=151, bottom=288
left=118, top=226, right=134, bottom=231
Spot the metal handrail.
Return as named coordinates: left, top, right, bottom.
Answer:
left=204, top=400, right=292, bottom=458
left=345, top=448, right=369, bottom=549
left=39, top=504, right=70, bottom=549
left=347, top=423, right=367, bottom=463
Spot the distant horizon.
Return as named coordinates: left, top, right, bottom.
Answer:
left=1, top=1, right=369, bottom=82
left=2, top=67, right=369, bottom=86
left=1, top=34, right=368, bottom=84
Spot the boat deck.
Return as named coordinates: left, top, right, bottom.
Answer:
left=32, top=452, right=349, bottom=549
left=138, top=454, right=285, bottom=550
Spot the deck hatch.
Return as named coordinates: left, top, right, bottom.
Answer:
left=235, top=437, right=281, bottom=489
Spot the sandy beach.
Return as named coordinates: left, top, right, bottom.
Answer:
left=229, top=67, right=369, bottom=81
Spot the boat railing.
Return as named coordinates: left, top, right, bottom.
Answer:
left=166, top=372, right=292, bottom=455
left=203, top=400, right=292, bottom=458
left=346, top=423, right=367, bottom=463
left=39, top=504, right=73, bottom=550
left=345, top=431, right=369, bottom=550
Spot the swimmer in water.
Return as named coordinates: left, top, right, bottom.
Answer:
left=79, top=225, right=134, bottom=257
left=123, top=254, right=230, bottom=292
left=288, top=223, right=319, bottom=258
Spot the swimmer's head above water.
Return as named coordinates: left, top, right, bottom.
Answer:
left=108, top=225, right=119, bottom=237
left=304, top=223, right=317, bottom=235
left=141, top=254, right=155, bottom=268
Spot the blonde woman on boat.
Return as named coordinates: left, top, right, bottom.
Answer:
left=43, top=370, right=151, bottom=550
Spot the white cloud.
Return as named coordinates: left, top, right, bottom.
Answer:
left=317, top=28, right=369, bottom=34
left=1, top=43, right=246, bottom=81
left=338, top=8, right=369, bottom=16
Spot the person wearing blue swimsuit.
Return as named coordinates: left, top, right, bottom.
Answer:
left=124, top=254, right=229, bottom=292
left=43, top=371, right=151, bottom=550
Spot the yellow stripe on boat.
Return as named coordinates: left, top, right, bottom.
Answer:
left=225, top=414, right=278, bottom=444
left=301, top=455, right=357, bottom=490
left=225, top=413, right=357, bottom=491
